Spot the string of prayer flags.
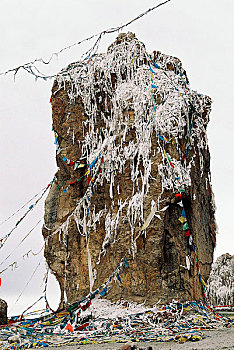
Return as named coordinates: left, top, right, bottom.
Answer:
left=0, top=180, right=54, bottom=250
left=1, top=1, right=172, bottom=81
left=60, top=152, right=102, bottom=172
left=175, top=193, right=208, bottom=296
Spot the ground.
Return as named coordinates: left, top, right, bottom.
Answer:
left=43, top=329, right=234, bottom=350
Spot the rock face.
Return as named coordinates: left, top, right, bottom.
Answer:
left=207, top=253, right=234, bottom=306
left=43, top=33, right=216, bottom=307
left=0, top=299, right=7, bottom=325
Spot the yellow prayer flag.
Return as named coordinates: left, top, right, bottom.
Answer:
left=178, top=216, right=187, bottom=224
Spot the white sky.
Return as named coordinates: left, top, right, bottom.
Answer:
left=0, top=0, right=233, bottom=315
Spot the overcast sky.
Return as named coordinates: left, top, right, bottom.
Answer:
left=0, top=0, right=233, bottom=315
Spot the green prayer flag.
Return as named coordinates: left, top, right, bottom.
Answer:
left=183, top=222, right=189, bottom=230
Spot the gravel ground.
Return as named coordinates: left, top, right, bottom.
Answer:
left=42, top=329, right=234, bottom=350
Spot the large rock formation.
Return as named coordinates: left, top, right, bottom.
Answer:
left=43, top=33, right=216, bottom=306
left=206, top=253, right=234, bottom=306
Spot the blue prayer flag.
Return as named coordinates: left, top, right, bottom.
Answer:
left=124, top=258, right=129, bottom=268
left=158, top=134, right=164, bottom=141
left=153, top=63, right=160, bottom=69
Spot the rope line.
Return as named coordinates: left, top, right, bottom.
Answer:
left=0, top=0, right=171, bottom=80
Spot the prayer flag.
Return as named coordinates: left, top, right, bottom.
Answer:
left=153, top=63, right=160, bottom=69
left=178, top=216, right=187, bottom=224
left=124, top=258, right=129, bottom=268
left=158, top=134, right=164, bottom=141
left=117, top=273, right=122, bottom=283
left=65, top=322, right=73, bottom=332
left=182, top=222, right=189, bottom=231
left=100, top=287, right=107, bottom=296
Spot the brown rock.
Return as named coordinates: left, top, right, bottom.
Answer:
left=43, top=33, right=216, bottom=307
left=0, top=299, right=7, bottom=325
left=121, top=341, right=136, bottom=350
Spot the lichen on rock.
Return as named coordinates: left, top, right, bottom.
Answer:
left=43, top=32, right=216, bottom=307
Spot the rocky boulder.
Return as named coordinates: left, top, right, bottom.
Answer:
left=0, top=299, right=7, bottom=325
left=43, top=32, right=216, bottom=306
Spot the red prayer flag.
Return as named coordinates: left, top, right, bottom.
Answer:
left=49, top=95, right=52, bottom=103
left=88, top=174, right=91, bottom=184
left=77, top=322, right=89, bottom=331
left=70, top=161, right=75, bottom=167
left=184, top=230, right=191, bottom=237
left=65, top=322, right=73, bottom=332
left=175, top=193, right=182, bottom=199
